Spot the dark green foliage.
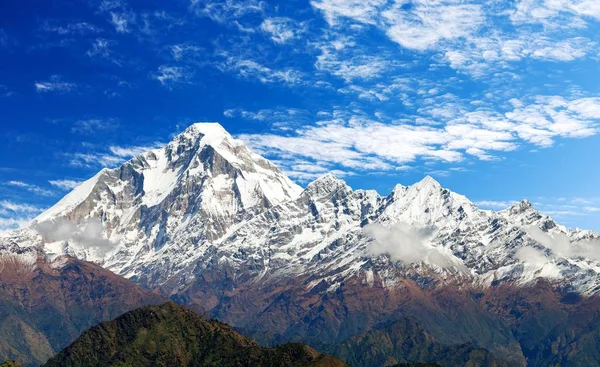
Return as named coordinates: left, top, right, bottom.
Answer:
left=0, top=360, right=23, bottom=367
left=43, top=303, right=347, bottom=367
left=330, top=318, right=512, bottom=367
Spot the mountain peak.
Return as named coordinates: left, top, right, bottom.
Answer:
left=507, top=199, right=535, bottom=214
left=305, top=173, right=350, bottom=198
left=413, top=175, right=441, bottom=190
left=308, top=173, right=346, bottom=187
left=184, top=122, right=228, bottom=137
left=174, top=122, right=239, bottom=151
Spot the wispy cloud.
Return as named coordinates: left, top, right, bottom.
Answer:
left=311, top=0, right=484, bottom=51
left=216, top=49, right=305, bottom=85
left=189, top=0, right=266, bottom=24
left=238, top=94, right=600, bottom=179
left=66, top=142, right=164, bottom=168
left=0, top=201, right=43, bottom=214
left=152, top=65, right=194, bottom=87
left=35, top=75, right=77, bottom=94
left=86, top=38, right=121, bottom=65
left=224, top=107, right=310, bottom=130
left=260, top=17, right=305, bottom=44
left=48, top=179, right=82, bottom=191
left=315, top=45, right=392, bottom=82
left=41, top=21, right=103, bottom=35
left=71, top=118, right=119, bottom=134
left=97, top=0, right=126, bottom=12
left=382, top=1, right=485, bottom=51
left=309, top=0, right=598, bottom=80
left=510, top=0, right=600, bottom=27
left=110, top=11, right=136, bottom=33
left=170, top=44, right=203, bottom=61
left=5, top=181, right=55, bottom=197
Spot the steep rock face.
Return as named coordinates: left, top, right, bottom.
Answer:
left=0, top=242, right=165, bottom=366
left=43, top=302, right=347, bottom=367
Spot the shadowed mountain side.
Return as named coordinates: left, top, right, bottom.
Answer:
left=196, top=274, right=524, bottom=366
left=329, top=318, right=511, bottom=367
left=480, top=280, right=600, bottom=367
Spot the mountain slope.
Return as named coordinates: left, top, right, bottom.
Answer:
left=330, top=318, right=511, bottom=367
left=43, top=302, right=347, bottom=367
left=0, top=242, right=165, bottom=366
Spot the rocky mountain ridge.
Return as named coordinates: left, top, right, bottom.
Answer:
left=5, top=123, right=598, bottom=296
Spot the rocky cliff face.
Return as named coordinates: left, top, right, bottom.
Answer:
left=4, top=123, right=600, bottom=366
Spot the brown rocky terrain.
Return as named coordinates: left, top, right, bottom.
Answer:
left=0, top=244, right=165, bottom=366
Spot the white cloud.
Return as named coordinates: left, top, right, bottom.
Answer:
left=0, top=201, right=42, bottom=214
left=364, top=222, right=463, bottom=269
left=190, top=0, right=265, bottom=23
left=311, top=0, right=485, bottom=51
left=109, top=143, right=162, bottom=157
left=315, top=46, right=391, bottom=82
left=260, top=17, right=305, bottom=44
left=110, top=11, right=135, bottom=33
left=310, top=0, right=387, bottom=26
left=42, top=21, right=103, bottom=35
left=515, top=246, right=550, bottom=267
left=153, top=65, right=193, bottom=87
left=309, top=0, right=597, bottom=79
left=35, top=218, right=117, bottom=256
left=510, top=0, right=600, bottom=27
left=505, top=96, right=600, bottom=146
left=0, top=201, right=44, bottom=232
left=442, top=35, right=595, bottom=77
left=86, top=38, right=120, bottom=64
left=531, top=37, right=594, bottom=61
left=525, top=226, right=600, bottom=262
left=35, top=75, right=76, bottom=94
left=98, top=0, right=125, bottom=12
left=237, top=94, right=600, bottom=180
left=67, top=142, right=162, bottom=168
left=216, top=50, right=304, bottom=85
left=68, top=152, right=123, bottom=168
left=48, top=180, right=82, bottom=191
left=382, top=1, right=485, bottom=51
left=170, top=44, right=203, bottom=61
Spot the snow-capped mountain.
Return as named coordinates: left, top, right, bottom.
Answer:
left=6, top=122, right=600, bottom=366
left=4, top=122, right=600, bottom=297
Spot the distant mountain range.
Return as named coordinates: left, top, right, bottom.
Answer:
left=3, top=123, right=600, bottom=366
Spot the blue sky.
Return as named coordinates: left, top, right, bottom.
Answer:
left=1, top=0, right=600, bottom=231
